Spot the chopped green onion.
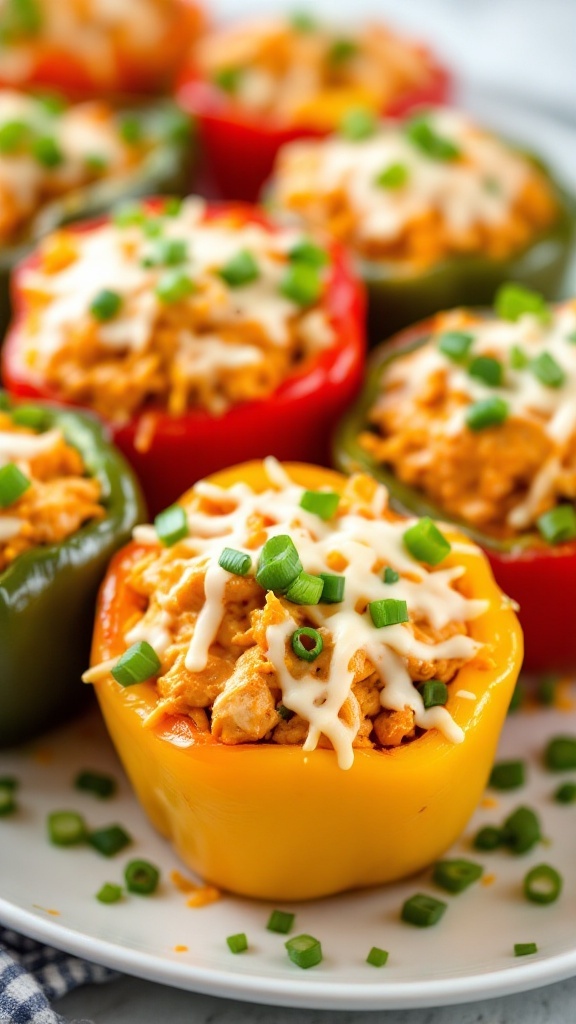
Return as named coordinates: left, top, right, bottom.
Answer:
left=524, top=863, right=562, bottom=905
left=508, top=682, right=524, bottom=713
left=0, top=0, right=42, bottom=39
left=0, top=783, right=17, bottom=816
left=502, top=806, right=541, bottom=854
left=289, top=10, right=317, bottom=32
left=489, top=760, right=526, bottom=791
left=0, top=119, right=31, bottom=153
left=537, top=505, right=576, bottom=545
left=339, top=107, right=377, bottom=141
left=162, top=197, right=182, bottom=217
left=0, top=463, right=30, bottom=507
left=124, top=858, right=160, bottom=894
left=468, top=355, right=503, bottom=387
left=267, top=910, right=295, bottom=934
left=74, top=770, right=117, bottom=799
left=319, top=572, right=345, bottom=603
left=256, top=535, right=302, bottom=593
left=510, top=345, right=529, bottom=369
left=300, top=489, right=339, bottom=520
left=536, top=675, right=557, bottom=706
left=544, top=735, right=576, bottom=770
left=146, top=237, right=188, bottom=267
left=96, top=883, right=123, bottom=904
left=401, top=893, right=447, bottom=927
left=119, top=115, right=144, bottom=145
left=143, top=218, right=164, bottom=241
left=418, top=680, right=448, bottom=708
left=156, top=270, right=195, bottom=304
left=213, top=66, right=243, bottom=94
left=291, top=626, right=323, bottom=662
left=111, top=641, right=161, bottom=687
left=154, top=504, right=189, bottom=547
left=286, top=571, right=324, bottom=605
left=218, top=547, right=251, bottom=576
left=438, top=331, right=474, bottom=362
left=11, top=404, right=47, bottom=430
left=285, top=934, right=322, bottom=969
left=465, top=396, right=509, bottom=432
left=32, top=134, right=63, bottom=167
left=280, top=262, right=323, bottom=306
left=495, top=283, right=550, bottom=323
left=113, top=201, right=146, bottom=227
left=89, top=825, right=131, bottom=857
left=405, top=115, right=461, bottom=161
left=374, top=162, right=409, bottom=189
left=288, top=239, right=328, bottom=267
left=90, top=288, right=122, bottom=322
left=277, top=704, right=293, bottom=720
left=530, top=352, right=566, bottom=389
left=226, top=932, right=248, bottom=953
left=403, top=517, right=451, bottom=565
left=514, top=942, right=537, bottom=957
left=366, top=946, right=389, bottom=967
left=473, top=825, right=503, bottom=851
left=369, top=598, right=408, bottom=628
left=218, top=249, right=260, bottom=288
left=47, top=811, right=87, bottom=846
left=383, top=566, right=400, bottom=584
left=327, top=37, right=358, bottom=64
left=554, top=782, right=576, bottom=804
left=432, top=858, right=483, bottom=894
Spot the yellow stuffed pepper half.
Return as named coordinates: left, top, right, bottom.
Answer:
left=87, top=460, right=522, bottom=901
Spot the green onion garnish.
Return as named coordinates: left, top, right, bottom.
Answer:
left=510, top=345, right=529, bottom=369
left=47, top=810, right=87, bottom=846
left=489, top=760, right=525, bottom=791
left=125, top=858, right=160, bottom=895
left=524, top=863, right=562, bottom=905
left=555, top=782, right=576, bottom=804
left=267, top=910, right=295, bottom=934
left=280, top=262, right=323, bottom=306
left=89, top=825, right=131, bottom=857
left=162, top=196, right=182, bottom=217
left=544, top=735, right=576, bottom=770
left=366, top=946, right=389, bottom=967
left=327, top=37, right=358, bottom=64
left=226, top=932, right=248, bottom=953
left=11, top=404, right=47, bottom=429
left=96, top=883, right=123, bottom=904
left=537, top=506, right=576, bottom=545
left=155, top=270, right=195, bottom=303
left=319, top=572, right=345, bottom=603
left=465, top=396, right=509, bottom=432
left=291, top=626, right=323, bottom=662
left=285, top=571, right=324, bottom=605
left=495, top=283, right=550, bottom=323
left=146, top=237, right=188, bottom=267
left=218, top=249, right=260, bottom=288
left=374, top=162, right=409, bottom=189
left=403, top=517, right=451, bottom=565
left=74, top=770, right=116, bottom=799
left=90, top=289, right=122, bottom=322
left=213, top=66, right=243, bottom=94
left=473, top=825, right=503, bottom=851
left=111, top=641, right=161, bottom=687
left=0, top=0, right=43, bottom=38
left=339, top=107, right=377, bottom=141
left=514, top=942, right=538, bottom=957
left=432, top=858, right=483, bottom=894
left=285, top=934, right=323, bottom=969
left=0, top=119, right=31, bottom=153
left=0, top=782, right=17, bottom=816
left=218, top=547, right=251, bottom=576
left=530, top=352, right=566, bottom=389
left=468, top=355, right=503, bottom=387
left=438, top=331, right=474, bottom=362
left=405, top=115, right=461, bottom=161
left=256, top=535, right=302, bottom=593
left=300, top=489, right=339, bottom=520
left=154, top=504, right=189, bottom=547
left=401, top=893, right=447, bottom=927
left=119, top=115, right=143, bottom=145
left=288, top=239, right=328, bottom=267
left=277, top=704, right=293, bottom=720
left=369, top=597, right=408, bottom=628
left=502, top=806, right=541, bottom=854
left=418, top=680, right=448, bottom=708
left=32, top=134, right=63, bottom=167
left=0, top=463, right=30, bottom=507
left=383, top=566, right=400, bottom=584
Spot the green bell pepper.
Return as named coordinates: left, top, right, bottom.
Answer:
left=0, top=394, right=146, bottom=747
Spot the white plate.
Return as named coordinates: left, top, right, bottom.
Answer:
left=1, top=688, right=576, bottom=1012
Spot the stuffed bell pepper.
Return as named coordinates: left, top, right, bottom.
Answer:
left=3, top=196, right=365, bottom=515
left=335, top=285, right=576, bottom=672
left=0, top=89, right=192, bottom=335
left=0, top=391, right=144, bottom=747
left=86, top=458, right=522, bottom=901
left=0, top=0, right=205, bottom=98
left=176, top=12, right=450, bottom=201
left=268, top=107, right=573, bottom=341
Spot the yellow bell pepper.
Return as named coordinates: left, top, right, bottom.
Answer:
left=90, top=461, right=523, bottom=901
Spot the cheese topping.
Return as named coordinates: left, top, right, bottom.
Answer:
left=118, top=460, right=487, bottom=770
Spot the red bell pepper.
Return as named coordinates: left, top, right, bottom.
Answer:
left=3, top=201, right=366, bottom=517
left=333, top=318, right=576, bottom=673
left=176, top=51, right=451, bottom=202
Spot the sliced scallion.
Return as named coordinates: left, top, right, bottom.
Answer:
left=124, top=858, right=160, bottom=894
left=88, top=825, right=131, bottom=857
left=256, top=535, right=302, bottom=593
left=366, top=946, right=388, bottom=967
left=418, top=680, right=448, bottom=708
left=530, top=352, right=566, bottom=389
left=96, top=883, right=123, bottom=904
left=432, top=858, right=483, bottom=894
left=280, top=262, right=323, bottom=306
left=468, top=355, right=503, bottom=387
left=465, top=396, right=509, bottom=432
left=0, top=463, right=30, bottom=507
left=285, top=934, right=322, bottom=969
left=47, top=811, right=87, bottom=846
left=438, top=330, right=474, bottom=362
left=369, top=598, right=408, bottom=628
left=339, top=107, right=377, bottom=141
left=401, top=893, right=447, bottom=927
left=267, top=910, right=295, bottom=934
left=495, top=283, right=550, bottom=323
left=154, top=504, right=189, bottom=546
left=489, top=760, right=526, bottom=791
left=226, top=932, right=248, bottom=953
left=537, top=505, right=576, bottom=545
left=300, top=489, right=339, bottom=520
left=74, top=770, right=116, bottom=799
left=285, top=571, right=324, bottom=605
left=291, top=627, right=323, bottom=662
left=544, top=735, right=576, bottom=771
left=523, top=863, right=562, bottom=905
left=319, top=572, right=345, bottom=603
left=403, top=517, right=451, bottom=565
left=218, top=547, right=251, bottom=576
left=514, top=942, right=537, bottom=957
left=502, top=806, right=541, bottom=854
left=218, top=249, right=260, bottom=288
left=111, top=641, right=161, bottom=687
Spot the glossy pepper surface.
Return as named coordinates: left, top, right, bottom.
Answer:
left=333, top=322, right=574, bottom=672
left=3, top=204, right=366, bottom=517
left=90, top=461, right=522, bottom=901
left=0, top=395, right=145, bottom=747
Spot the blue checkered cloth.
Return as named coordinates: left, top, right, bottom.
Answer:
left=0, top=928, right=117, bottom=1024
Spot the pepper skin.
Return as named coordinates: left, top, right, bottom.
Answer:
left=0, top=395, right=145, bottom=748
left=333, top=322, right=574, bottom=672
left=3, top=205, right=366, bottom=517
left=176, top=55, right=450, bottom=202
left=90, top=461, right=522, bottom=901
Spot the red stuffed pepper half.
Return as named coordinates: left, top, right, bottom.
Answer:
left=176, top=12, right=450, bottom=201
left=4, top=196, right=366, bottom=516
left=333, top=285, right=576, bottom=673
